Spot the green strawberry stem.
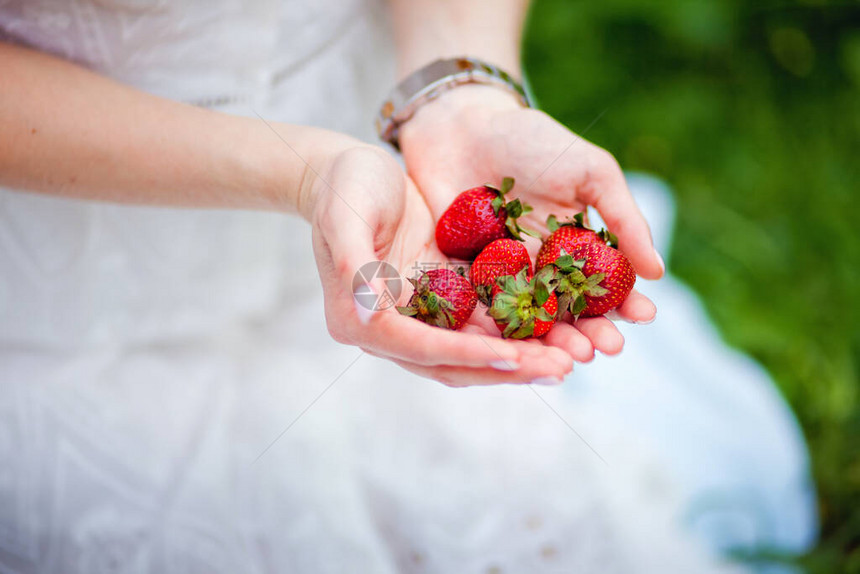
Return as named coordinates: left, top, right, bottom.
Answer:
left=545, top=212, right=618, bottom=248
left=546, top=212, right=586, bottom=233
left=396, top=277, right=456, bottom=328
left=597, top=228, right=619, bottom=248
left=486, top=177, right=540, bottom=241
left=488, top=267, right=556, bottom=339
left=548, top=251, right=608, bottom=318
left=475, top=284, right=493, bottom=306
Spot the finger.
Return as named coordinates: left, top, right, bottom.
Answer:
left=467, top=304, right=504, bottom=332
left=577, top=149, right=665, bottom=280
left=467, top=309, right=577, bottom=373
left=461, top=322, right=499, bottom=337
left=314, top=146, right=413, bottom=294
left=572, top=315, right=625, bottom=355
left=613, top=289, right=656, bottom=325
left=390, top=357, right=569, bottom=388
left=469, top=307, right=574, bottom=372
left=518, top=340, right=575, bottom=375
left=466, top=317, right=580, bottom=372
left=362, top=311, right=576, bottom=374
left=360, top=309, right=525, bottom=369
left=313, top=216, right=383, bottom=332
left=544, top=321, right=595, bottom=363
left=392, top=360, right=525, bottom=387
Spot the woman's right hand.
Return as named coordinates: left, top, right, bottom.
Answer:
left=308, top=145, right=575, bottom=387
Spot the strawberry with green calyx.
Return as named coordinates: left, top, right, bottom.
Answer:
left=470, top=238, right=533, bottom=305
left=436, top=177, right=538, bottom=260
left=547, top=212, right=619, bottom=246
left=397, top=268, right=477, bottom=330
left=536, top=212, right=617, bottom=271
left=488, top=266, right=559, bottom=339
left=549, top=241, right=635, bottom=319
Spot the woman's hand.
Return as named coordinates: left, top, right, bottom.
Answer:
left=398, top=85, right=665, bottom=362
left=307, top=144, right=575, bottom=386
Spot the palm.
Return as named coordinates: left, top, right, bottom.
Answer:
left=401, top=90, right=663, bottom=270
left=403, top=106, right=597, bottom=234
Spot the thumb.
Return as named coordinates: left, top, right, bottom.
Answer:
left=311, top=148, right=406, bottom=323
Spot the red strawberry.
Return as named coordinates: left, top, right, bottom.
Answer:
left=471, top=238, right=533, bottom=305
left=488, top=267, right=558, bottom=339
left=436, top=177, right=536, bottom=260
left=397, top=268, right=477, bottom=330
left=549, top=242, right=635, bottom=318
left=535, top=213, right=616, bottom=271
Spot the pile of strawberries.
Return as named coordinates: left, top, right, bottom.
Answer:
left=396, top=178, right=636, bottom=339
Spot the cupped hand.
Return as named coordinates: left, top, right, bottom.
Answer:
left=308, top=145, right=574, bottom=387
left=398, top=85, right=665, bottom=361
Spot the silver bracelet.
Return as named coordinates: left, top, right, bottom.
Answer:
left=376, top=57, right=531, bottom=150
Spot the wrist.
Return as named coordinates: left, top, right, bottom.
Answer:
left=379, top=56, right=528, bottom=150
left=244, top=122, right=359, bottom=219
left=398, top=83, right=524, bottom=151
left=292, top=128, right=364, bottom=221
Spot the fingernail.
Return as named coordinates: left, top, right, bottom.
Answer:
left=605, top=310, right=631, bottom=323
left=530, top=376, right=563, bottom=386
left=490, top=360, right=520, bottom=371
left=655, top=251, right=666, bottom=274
left=353, top=283, right=376, bottom=325
left=635, top=315, right=656, bottom=325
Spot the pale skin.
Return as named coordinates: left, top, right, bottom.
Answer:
left=0, top=1, right=663, bottom=387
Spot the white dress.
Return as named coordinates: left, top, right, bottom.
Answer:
left=0, top=1, right=815, bottom=572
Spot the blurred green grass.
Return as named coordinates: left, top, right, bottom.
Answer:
left=523, top=0, right=860, bottom=571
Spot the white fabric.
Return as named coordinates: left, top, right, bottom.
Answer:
left=0, top=1, right=814, bottom=573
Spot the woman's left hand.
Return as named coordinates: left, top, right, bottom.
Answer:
left=398, top=85, right=665, bottom=362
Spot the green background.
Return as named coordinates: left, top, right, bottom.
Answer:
left=523, top=0, right=859, bottom=571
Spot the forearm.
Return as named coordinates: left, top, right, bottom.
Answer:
left=0, top=42, right=351, bottom=216
left=389, top=0, right=529, bottom=79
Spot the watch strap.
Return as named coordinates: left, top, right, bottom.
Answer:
left=376, top=57, right=530, bottom=150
